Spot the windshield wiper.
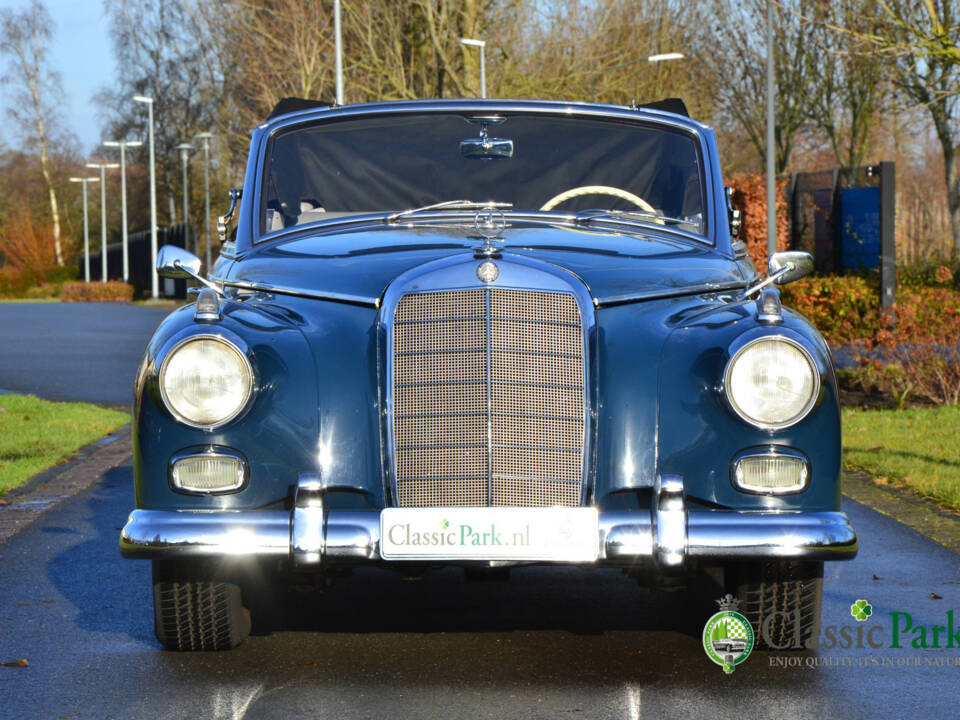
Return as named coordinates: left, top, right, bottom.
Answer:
left=385, top=200, right=512, bottom=224
left=575, top=209, right=700, bottom=229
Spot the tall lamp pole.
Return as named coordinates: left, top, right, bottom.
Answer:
left=195, top=132, right=214, bottom=271
left=176, top=143, right=193, bottom=252
left=133, top=95, right=158, bottom=298
left=459, top=38, right=486, bottom=98
left=86, top=162, right=120, bottom=282
left=103, top=139, right=143, bottom=283
left=68, top=176, right=99, bottom=283
left=334, top=0, right=344, bottom=104
left=765, top=0, right=777, bottom=259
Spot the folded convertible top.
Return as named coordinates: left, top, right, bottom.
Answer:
left=267, top=96, right=690, bottom=121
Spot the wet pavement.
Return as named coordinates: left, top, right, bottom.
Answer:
left=1, top=461, right=959, bottom=719
left=0, top=303, right=171, bottom=405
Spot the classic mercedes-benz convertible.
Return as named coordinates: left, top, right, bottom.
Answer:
left=120, top=98, right=857, bottom=651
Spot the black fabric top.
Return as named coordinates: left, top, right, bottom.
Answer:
left=638, top=98, right=689, bottom=117
left=268, top=97, right=331, bottom=120
left=267, top=97, right=689, bottom=121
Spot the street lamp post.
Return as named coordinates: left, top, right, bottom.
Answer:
left=133, top=95, right=158, bottom=298
left=176, top=143, right=193, bottom=253
left=460, top=38, right=486, bottom=98
left=334, top=0, right=344, bottom=105
left=589, top=52, right=684, bottom=103
left=86, top=162, right=120, bottom=282
left=68, top=176, right=99, bottom=283
left=195, top=132, right=214, bottom=271
left=765, top=0, right=777, bottom=259
left=103, top=139, right=143, bottom=283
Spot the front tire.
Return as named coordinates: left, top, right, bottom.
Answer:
left=732, top=560, right=823, bottom=650
left=152, top=560, right=251, bottom=651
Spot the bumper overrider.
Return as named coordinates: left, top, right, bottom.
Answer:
left=120, top=474, right=857, bottom=567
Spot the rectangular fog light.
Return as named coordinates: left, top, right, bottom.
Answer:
left=733, top=454, right=808, bottom=494
left=171, top=453, right=246, bottom=493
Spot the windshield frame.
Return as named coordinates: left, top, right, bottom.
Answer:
left=250, top=101, right=717, bottom=249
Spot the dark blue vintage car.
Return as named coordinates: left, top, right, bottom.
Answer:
left=120, top=98, right=857, bottom=651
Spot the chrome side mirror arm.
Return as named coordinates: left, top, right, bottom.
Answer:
left=739, top=264, right=793, bottom=300
left=156, top=244, right=225, bottom=297
left=739, top=250, right=814, bottom=300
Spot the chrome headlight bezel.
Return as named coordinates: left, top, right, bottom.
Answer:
left=157, top=332, right=255, bottom=430
left=722, top=335, right=821, bottom=431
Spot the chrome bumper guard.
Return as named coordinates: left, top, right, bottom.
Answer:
left=120, top=475, right=858, bottom=566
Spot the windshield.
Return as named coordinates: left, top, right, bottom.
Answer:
left=259, top=112, right=706, bottom=238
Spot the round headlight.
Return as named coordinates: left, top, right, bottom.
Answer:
left=724, top=337, right=819, bottom=429
left=159, top=336, right=253, bottom=428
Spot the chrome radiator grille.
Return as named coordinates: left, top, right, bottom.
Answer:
left=392, top=288, right=584, bottom=507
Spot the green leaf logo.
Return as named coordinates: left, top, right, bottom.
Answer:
left=440, top=519, right=449, bottom=529
left=850, top=599, right=873, bottom=622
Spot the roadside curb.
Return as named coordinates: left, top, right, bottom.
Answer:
left=843, top=470, right=960, bottom=555
left=0, top=424, right=132, bottom=545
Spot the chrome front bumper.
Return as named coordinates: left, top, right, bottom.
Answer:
left=120, top=475, right=858, bottom=567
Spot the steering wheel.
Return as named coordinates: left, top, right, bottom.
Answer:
left=540, top=185, right=658, bottom=215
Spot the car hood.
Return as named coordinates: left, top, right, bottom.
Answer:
left=225, top=224, right=751, bottom=305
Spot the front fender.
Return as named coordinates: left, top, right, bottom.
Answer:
left=657, top=302, right=841, bottom=512
left=133, top=300, right=321, bottom=510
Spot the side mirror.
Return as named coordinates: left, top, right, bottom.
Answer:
left=724, top=186, right=742, bottom=238
left=768, top=251, right=814, bottom=285
left=157, top=245, right=202, bottom=279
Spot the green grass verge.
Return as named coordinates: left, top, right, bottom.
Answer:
left=843, top=406, right=960, bottom=512
left=0, top=394, right=128, bottom=495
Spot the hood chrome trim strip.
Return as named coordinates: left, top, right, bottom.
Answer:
left=222, top=279, right=380, bottom=308
left=593, top=280, right=747, bottom=308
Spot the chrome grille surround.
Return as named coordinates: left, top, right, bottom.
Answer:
left=381, top=254, right=593, bottom=508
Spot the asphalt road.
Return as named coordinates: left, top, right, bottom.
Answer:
left=1, top=462, right=959, bottom=719
left=0, top=302, right=172, bottom=406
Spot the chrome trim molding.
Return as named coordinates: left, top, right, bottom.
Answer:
left=223, top=279, right=380, bottom=308
left=119, top=507, right=858, bottom=563
left=594, top=280, right=746, bottom=308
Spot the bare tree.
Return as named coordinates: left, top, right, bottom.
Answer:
left=705, top=0, right=821, bottom=174
left=98, top=0, right=208, bottom=227
left=860, top=0, right=960, bottom=257
left=0, top=0, right=65, bottom=266
left=804, top=0, right=888, bottom=169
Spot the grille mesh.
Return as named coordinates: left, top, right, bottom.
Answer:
left=393, top=288, right=585, bottom=507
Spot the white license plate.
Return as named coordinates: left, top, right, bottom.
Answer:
left=380, top=507, right=599, bottom=561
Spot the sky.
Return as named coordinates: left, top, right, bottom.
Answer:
left=0, top=0, right=116, bottom=155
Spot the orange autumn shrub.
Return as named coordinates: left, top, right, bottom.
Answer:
left=725, top=173, right=789, bottom=272
left=61, top=282, right=134, bottom=302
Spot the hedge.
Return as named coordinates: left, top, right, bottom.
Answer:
left=60, top=282, right=134, bottom=303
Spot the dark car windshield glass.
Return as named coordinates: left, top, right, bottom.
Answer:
left=260, top=113, right=705, bottom=238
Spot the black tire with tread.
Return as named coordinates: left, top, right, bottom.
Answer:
left=733, top=560, right=823, bottom=651
left=152, top=560, right=251, bottom=651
